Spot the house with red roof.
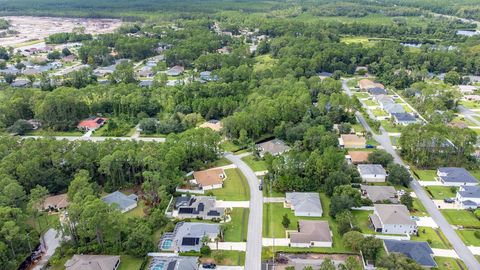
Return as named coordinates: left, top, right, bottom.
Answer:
left=77, top=117, right=107, bottom=131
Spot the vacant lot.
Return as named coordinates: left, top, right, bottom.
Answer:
left=413, top=169, right=437, bottom=181
left=456, top=229, right=480, bottom=246
left=211, top=168, right=250, bottom=201
left=241, top=155, right=268, bottom=172
left=224, top=208, right=249, bottom=242
left=441, top=210, right=480, bottom=228
left=426, top=186, right=457, bottom=200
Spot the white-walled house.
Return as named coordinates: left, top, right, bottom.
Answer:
left=357, top=164, right=387, bottom=183
left=289, top=220, right=332, bottom=248
left=456, top=185, right=480, bottom=209
left=285, top=192, right=323, bottom=217
left=437, top=167, right=478, bottom=186
left=369, top=204, right=417, bottom=235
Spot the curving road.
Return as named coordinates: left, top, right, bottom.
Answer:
left=343, top=79, right=480, bottom=270
left=20, top=135, right=165, bottom=142
left=224, top=153, right=263, bottom=270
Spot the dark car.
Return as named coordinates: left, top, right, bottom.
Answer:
left=443, top=198, right=455, bottom=203
left=202, top=263, right=216, bottom=269
left=365, top=144, right=376, bottom=149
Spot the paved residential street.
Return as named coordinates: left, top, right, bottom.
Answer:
left=224, top=153, right=262, bottom=270
left=21, top=135, right=166, bottom=142
left=343, top=79, right=480, bottom=270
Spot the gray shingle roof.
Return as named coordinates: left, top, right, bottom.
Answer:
left=285, top=192, right=322, bottom=216
left=357, top=164, right=386, bottom=176
left=101, top=191, right=137, bottom=212
left=368, top=87, right=387, bottom=95
left=290, top=220, right=332, bottom=243
left=374, top=204, right=415, bottom=226
left=361, top=185, right=398, bottom=203
left=392, top=113, right=416, bottom=123
left=384, top=240, right=436, bottom=267
left=257, top=139, right=290, bottom=156
left=384, top=103, right=405, bottom=114
left=458, top=185, right=480, bottom=199
left=438, top=167, right=478, bottom=184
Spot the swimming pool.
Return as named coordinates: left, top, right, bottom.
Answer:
left=161, top=239, right=173, bottom=250
left=150, top=261, right=165, bottom=270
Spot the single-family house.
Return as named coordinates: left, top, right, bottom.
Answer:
left=358, top=79, right=384, bottom=90
left=43, top=194, right=69, bottom=211
left=173, top=195, right=225, bottom=220
left=148, top=255, right=198, bottom=270
left=345, top=151, right=371, bottom=164
left=357, top=164, right=387, bottom=183
left=191, top=168, right=225, bottom=190
left=456, top=185, right=480, bottom=209
left=159, top=222, right=220, bottom=252
left=368, top=87, right=387, bottom=95
left=361, top=185, right=398, bottom=203
left=289, top=220, right=332, bottom=248
left=256, top=139, right=291, bottom=157
left=437, top=167, right=478, bottom=186
left=318, top=72, right=333, bottom=80
left=77, top=117, right=107, bottom=131
left=338, top=134, right=366, bottom=149
left=463, top=95, right=480, bottom=101
left=26, top=119, right=42, bottom=130
left=10, top=79, right=30, bottom=88
left=136, top=66, right=154, bottom=77
left=392, top=113, right=417, bottom=125
left=199, top=71, right=218, bottom=82
left=369, top=204, right=417, bottom=235
left=101, top=191, right=138, bottom=213
left=458, top=85, right=477, bottom=94
left=465, top=75, right=480, bottom=84
left=65, top=255, right=120, bottom=270
left=199, top=120, right=222, bottom=132
left=93, top=65, right=116, bottom=77
left=285, top=192, right=323, bottom=217
left=383, top=240, right=436, bottom=268
left=138, top=80, right=153, bottom=88
left=166, top=66, right=185, bottom=76
left=375, top=95, right=395, bottom=109
left=384, top=103, right=405, bottom=115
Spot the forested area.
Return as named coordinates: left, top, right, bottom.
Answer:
left=0, top=128, right=221, bottom=267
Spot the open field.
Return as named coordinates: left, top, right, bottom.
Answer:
left=210, top=168, right=250, bottom=201
left=413, top=169, right=437, bottom=181
left=0, top=16, right=121, bottom=47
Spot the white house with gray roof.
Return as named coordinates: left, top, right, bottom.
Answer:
left=456, top=185, right=480, bottom=209
left=361, top=185, right=398, bottom=203
left=437, top=167, right=478, bottom=186
left=357, top=164, right=387, bottom=183
left=172, top=195, right=225, bottom=220
left=159, top=222, right=219, bottom=252
left=370, top=204, right=417, bottom=235
left=285, top=192, right=322, bottom=217
left=148, top=254, right=198, bottom=270
left=101, top=191, right=138, bottom=213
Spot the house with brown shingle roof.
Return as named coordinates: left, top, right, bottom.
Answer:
left=358, top=79, right=384, bottom=90
left=191, top=168, right=226, bottom=190
left=43, top=193, right=69, bottom=211
left=345, top=151, right=371, bottom=164
left=339, top=134, right=366, bottom=149
left=289, top=220, right=332, bottom=248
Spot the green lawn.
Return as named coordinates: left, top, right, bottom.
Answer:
left=456, top=229, right=480, bottom=246
left=425, top=186, right=457, bottom=200
left=434, top=257, right=467, bottom=270
left=200, top=250, right=245, bottom=266
left=351, top=210, right=375, bottom=234
left=441, top=210, right=480, bottom=228
left=241, top=155, right=268, bottom=172
left=27, top=213, right=60, bottom=234
left=210, top=169, right=250, bottom=201
left=221, top=140, right=243, bottom=152
left=263, top=194, right=349, bottom=253
left=352, top=123, right=366, bottom=134
left=413, top=169, right=437, bottom=181
left=209, top=157, right=232, bottom=167
left=460, top=100, right=480, bottom=109
left=224, top=208, right=249, bottom=242
left=352, top=92, right=370, bottom=99
left=380, top=120, right=401, bottom=133
left=412, top=198, right=428, bottom=217
left=118, top=255, right=143, bottom=270
left=26, top=129, right=83, bottom=136
left=363, top=100, right=378, bottom=106
left=372, top=108, right=389, bottom=117
left=411, top=227, right=451, bottom=249
left=125, top=199, right=146, bottom=218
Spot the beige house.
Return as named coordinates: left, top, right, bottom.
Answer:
left=199, top=120, right=222, bottom=132
left=345, top=151, right=371, bottom=164
left=339, top=134, right=366, bottom=149
left=290, top=220, right=332, bottom=248
left=191, top=168, right=226, bottom=190
left=43, top=194, right=69, bottom=211
left=358, top=79, right=384, bottom=90
left=65, top=255, right=120, bottom=270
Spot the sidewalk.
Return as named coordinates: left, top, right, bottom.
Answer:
left=208, top=242, right=246, bottom=251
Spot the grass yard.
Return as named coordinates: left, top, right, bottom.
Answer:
left=221, top=140, right=243, bottom=153
left=411, top=227, right=451, bottom=249
left=209, top=157, right=232, bottom=167
left=210, top=169, right=250, bottom=201
left=380, top=120, right=401, bottom=133
left=413, top=169, right=437, bottom=181
left=434, top=257, right=467, bottom=270
left=363, top=99, right=378, bottom=106
left=224, top=208, right=249, bottom=242
left=27, top=213, right=60, bottom=234
left=26, top=129, right=83, bottom=136
left=468, top=170, right=480, bottom=181
left=460, top=100, right=480, bottom=109
left=241, top=155, right=268, bottom=172
left=425, top=186, right=457, bottom=200
left=263, top=193, right=349, bottom=253
left=118, top=255, right=143, bottom=270
left=412, top=198, right=428, bottom=217
left=351, top=210, right=375, bottom=234
left=456, top=229, right=480, bottom=246
left=200, top=250, right=245, bottom=266
left=441, top=210, right=480, bottom=228
left=351, top=123, right=366, bottom=134
left=372, top=108, right=389, bottom=117
left=352, top=92, right=370, bottom=99
left=125, top=199, right=146, bottom=218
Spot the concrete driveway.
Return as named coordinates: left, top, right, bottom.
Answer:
left=31, top=229, right=61, bottom=270
left=225, top=153, right=262, bottom=270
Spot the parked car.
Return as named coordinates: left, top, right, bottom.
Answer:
left=443, top=198, right=455, bottom=203
left=366, top=144, right=376, bottom=149
left=202, top=263, right=216, bottom=269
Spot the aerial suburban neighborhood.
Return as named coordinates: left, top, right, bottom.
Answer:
left=1, top=1, right=480, bottom=270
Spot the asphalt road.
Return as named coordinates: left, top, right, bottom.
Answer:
left=458, top=105, right=480, bottom=126
left=20, top=135, right=165, bottom=142
left=225, top=153, right=262, bottom=270
left=343, top=79, right=480, bottom=270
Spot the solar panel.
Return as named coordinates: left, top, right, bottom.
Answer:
left=181, top=237, right=199, bottom=246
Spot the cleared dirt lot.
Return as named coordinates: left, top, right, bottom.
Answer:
left=0, top=16, right=121, bottom=47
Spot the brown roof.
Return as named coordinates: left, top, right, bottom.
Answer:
left=44, top=193, right=69, bottom=209
left=199, top=121, right=222, bottom=132
left=341, top=134, right=366, bottom=144
left=358, top=79, right=384, bottom=90
left=193, top=168, right=224, bottom=186
left=290, top=220, right=332, bottom=243
left=347, top=151, right=371, bottom=164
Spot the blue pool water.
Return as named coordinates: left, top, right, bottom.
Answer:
left=151, top=261, right=165, bottom=270
left=161, top=239, right=172, bottom=249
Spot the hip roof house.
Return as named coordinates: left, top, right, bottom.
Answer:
left=289, top=220, right=332, bottom=248
left=437, top=167, right=478, bottom=186
left=383, top=240, right=436, bottom=268
left=173, top=195, right=225, bottom=220
left=191, top=168, right=225, bottom=191
left=101, top=191, right=138, bottom=213
left=357, top=164, right=387, bottom=183
left=65, top=255, right=120, bottom=270
left=159, top=222, right=220, bottom=252
left=456, top=185, right=480, bottom=209
left=369, top=204, right=417, bottom=235
left=285, top=192, right=323, bottom=217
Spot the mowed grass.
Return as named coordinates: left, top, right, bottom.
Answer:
left=412, top=198, right=429, bottom=217
left=434, top=257, right=467, bottom=270
left=411, top=227, right=451, bottom=249
left=224, top=208, right=249, bottom=242
left=351, top=210, right=375, bottom=234
left=425, top=186, right=457, bottom=200
left=200, top=250, right=245, bottom=266
left=208, top=157, right=232, bottom=167
left=210, top=169, right=250, bottom=201
left=118, top=255, right=143, bottom=270
left=241, top=155, right=268, bottom=172
left=27, top=212, right=60, bottom=234
left=413, top=169, right=437, bottom=181
left=125, top=199, right=146, bottom=218
left=263, top=194, right=348, bottom=253
left=441, top=210, right=480, bottom=228
left=456, top=229, right=480, bottom=246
